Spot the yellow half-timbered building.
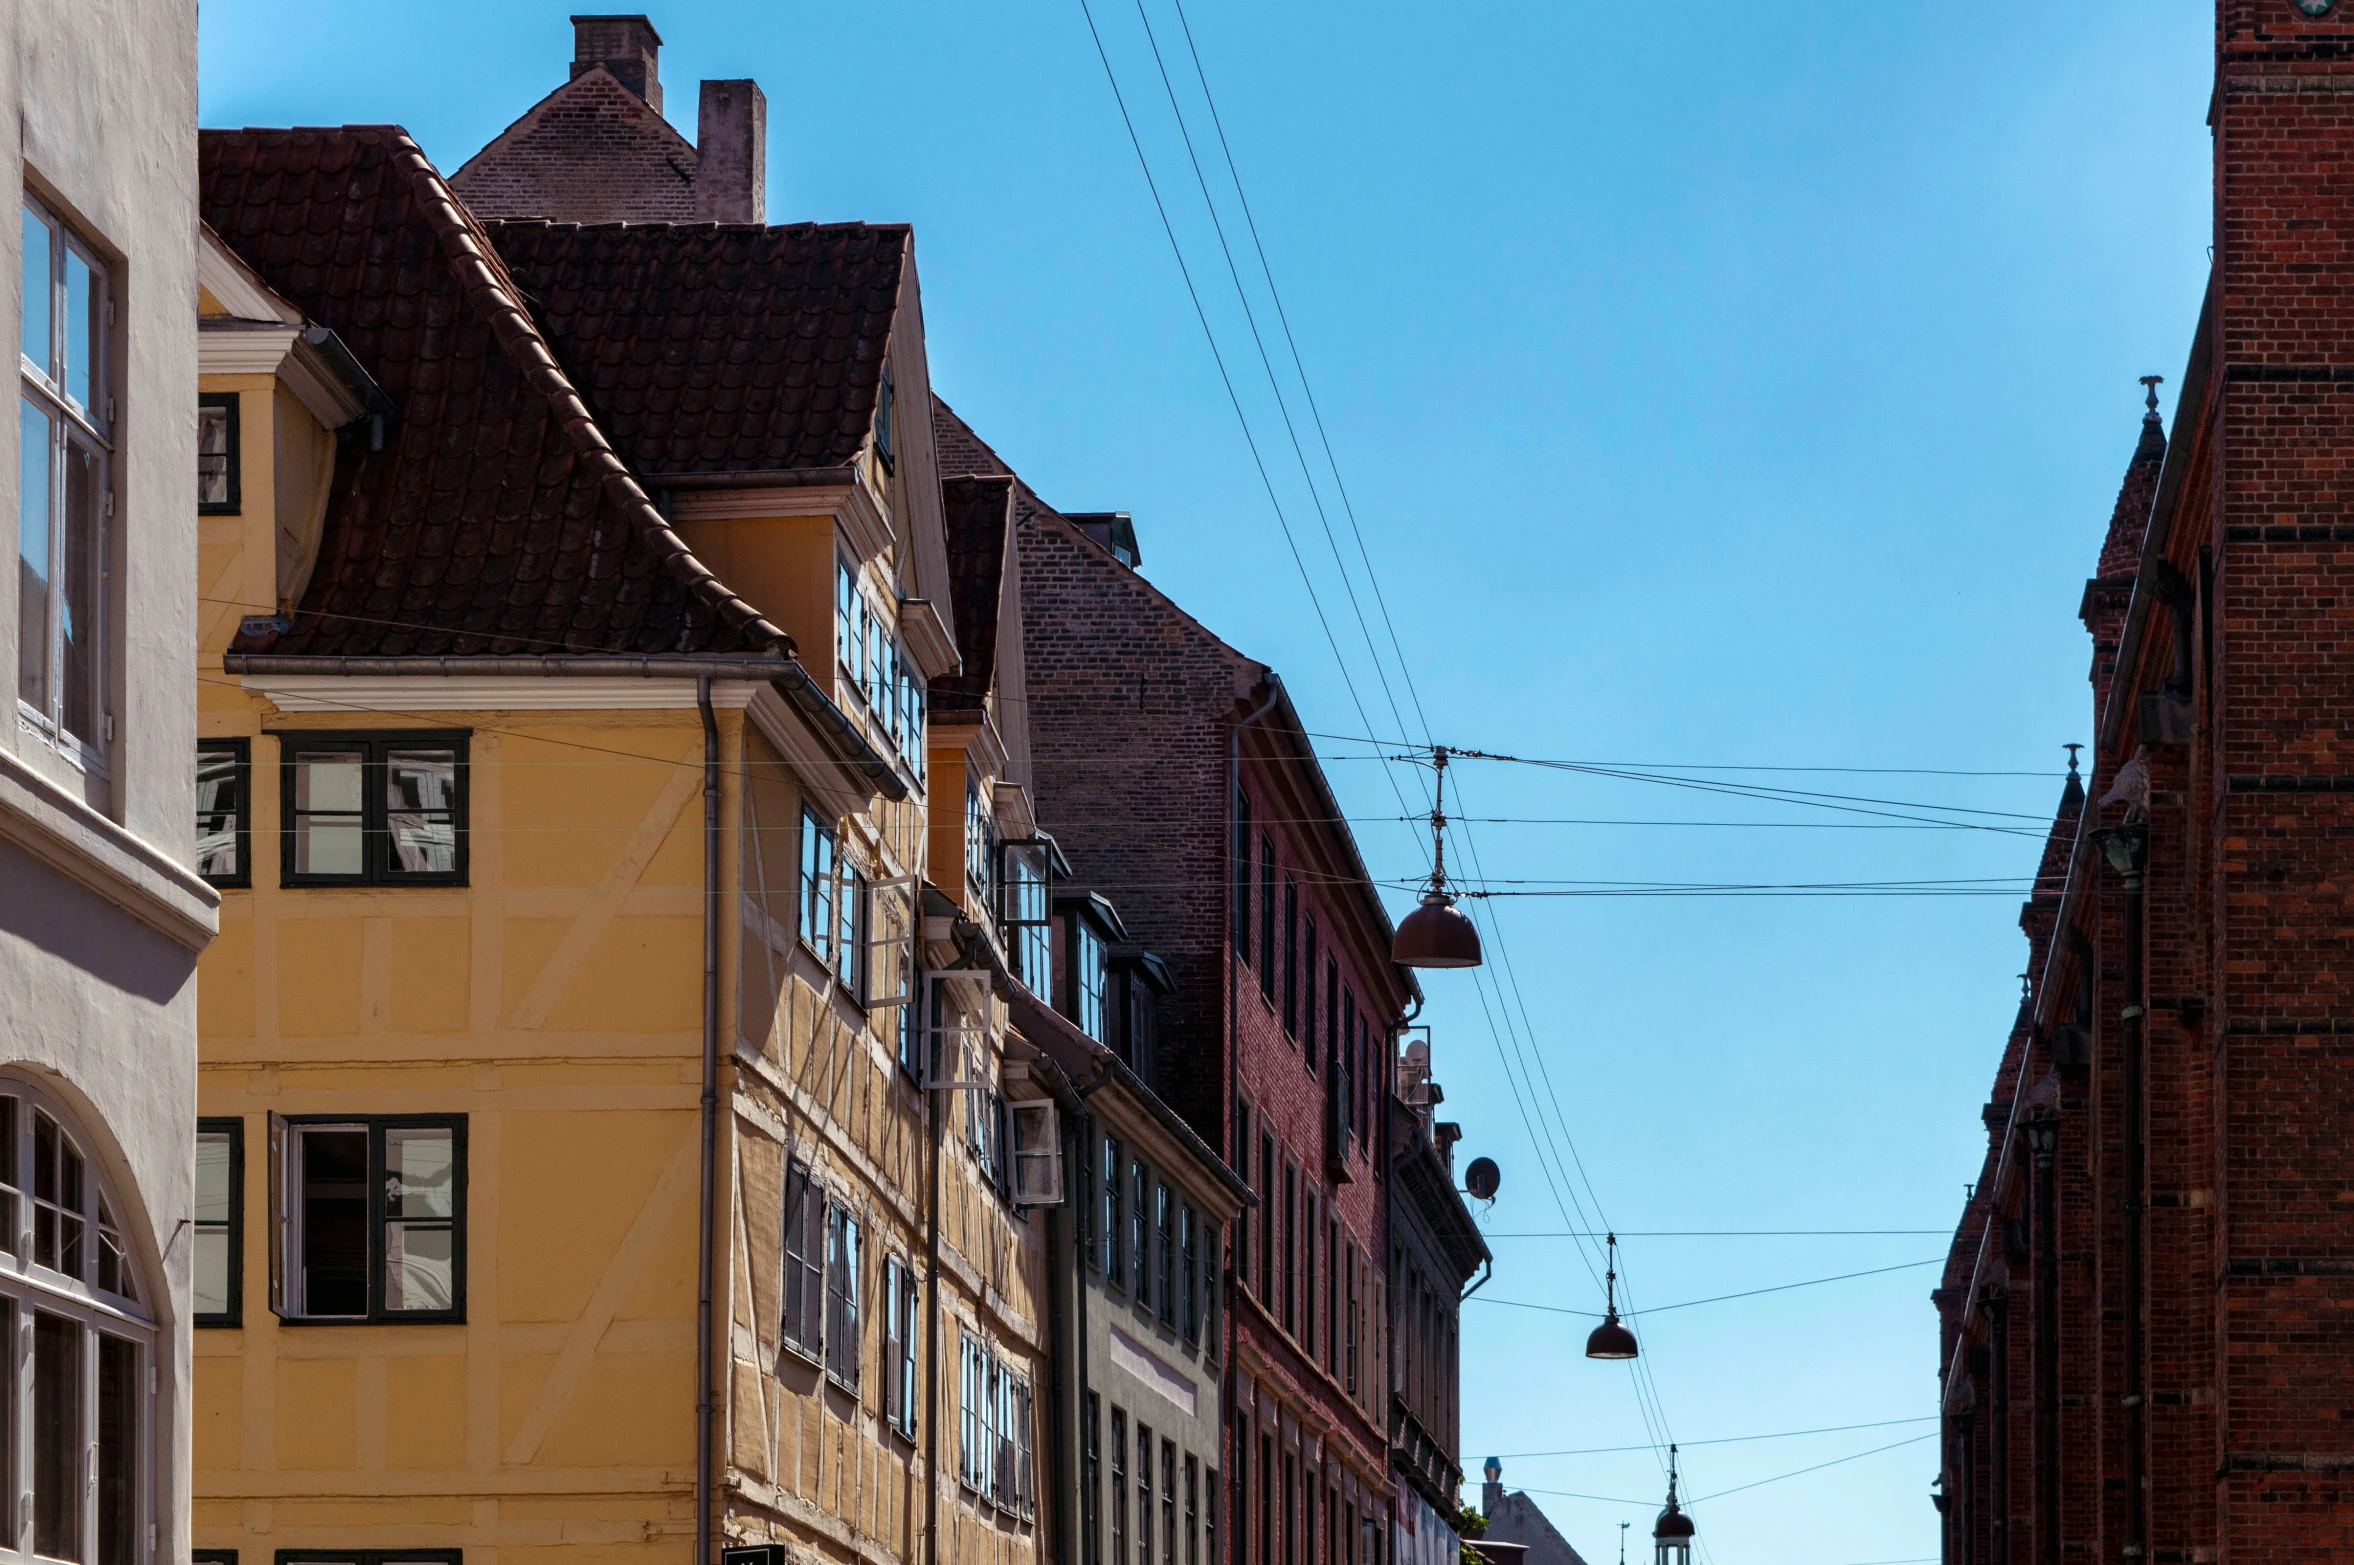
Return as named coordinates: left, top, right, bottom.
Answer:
left=189, top=122, right=1055, bottom=1565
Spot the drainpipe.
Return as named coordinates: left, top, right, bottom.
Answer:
left=925, top=1047, right=943, bottom=1565
left=696, top=676, right=720, bottom=1565
left=1225, top=674, right=1283, bottom=1558
left=2093, top=823, right=2150, bottom=1561
left=1059, top=1069, right=1114, bottom=1565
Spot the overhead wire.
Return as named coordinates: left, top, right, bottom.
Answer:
left=1491, top=1414, right=1935, bottom=1459
left=1467, top=1256, right=1943, bottom=1318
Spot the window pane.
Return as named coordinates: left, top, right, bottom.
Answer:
left=64, top=247, right=94, bottom=416
left=60, top=435, right=98, bottom=744
left=293, top=750, right=365, bottom=876
left=197, top=404, right=232, bottom=506
left=0, top=1095, right=17, bottom=1256
left=382, top=1125, right=455, bottom=1312
left=385, top=748, right=459, bottom=874
left=0, top=1300, right=11, bottom=1541
left=297, top=1128, right=368, bottom=1316
left=97, top=1335, right=135, bottom=1565
left=19, top=397, right=52, bottom=710
left=34, top=1312, right=81, bottom=1562
left=21, top=205, right=51, bottom=374
left=197, top=748, right=242, bottom=879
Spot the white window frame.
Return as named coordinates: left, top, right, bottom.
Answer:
left=1008, top=1100, right=1063, bottom=1208
left=0, top=1074, right=154, bottom=1565
left=17, top=194, right=112, bottom=770
left=865, top=873, right=918, bottom=1010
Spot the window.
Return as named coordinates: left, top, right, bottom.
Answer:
left=1001, top=837, right=1054, bottom=993
left=960, top=1332, right=987, bottom=1491
left=874, top=361, right=897, bottom=475
left=0, top=1078, right=152, bottom=1565
left=1257, top=1134, right=1275, bottom=1301
left=1231, top=1101, right=1251, bottom=1297
left=197, top=739, right=251, bottom=887
left=274, top=1552, right=460, bottom=1565
left=1259, top=1432, right=1274, bottom=1565
left=1006, top=1371, right=1037, bottom=1515
left=1009, top=1099, right=1063, bottom=1206
left=1104, top=1135, right=1124, bottom=1288
left=1130, top=1157, right=1148, bottom=1303
left=19, top=195, right=109, bottom=764
left=884, top=1257, right=919, bottom=1436
left=1345, top=1242, right=1359, bottom=1397
left=835, top=555, right=924, bottom=783
left=1084, top=1394, right=1103, bottom=1565
left=781, top=1160, right=825, bottom=1358
left=1206, top=1467, right=1219, bottom=1565
left=1162, top=1439, right=1178, bottom=1565
left=1282, top=881, right=1298, bottom=1038
left=797, top=808, right=868, bottom=989
left=1256, top=836, right=1276, bottom=1002
left=1301, top=1190, right=1317, bottom=1357
left=272, top=1116, right=462, bottom=1321
left=1231, top=787, right=1251, bottom=960
left=824, top=1203, right=861, bottom=1389
left=1137, top=1420, right=1155, bottom=1565
left=1186, top=1454, right=1200, bottom=1565
left=1155, top=1182, right=1176, bottom=1326
left=965, top=780, right=995, bottom=914
left=1203, top=1221, right=1220, bottom=1356
left=1180, top=1204, right=1199, bottom=1344
left=1326, top=1218, right=1340, bottom=1373
left=198, top=391, right=239, bottom=512
left=196, top=1118, right=243, bottom=1327
left=1111, top=1408, right=1129, bottom=1565
left=1340, top=990, right=1358, bottom=1141
left=280, top=734, right=466, bottom=885
left=1302, top=918, right=1318, bottom=1061
left=1280, top=1161, right=1296, bottom=1335
left=1074, top=916, right=1110, bottom=1042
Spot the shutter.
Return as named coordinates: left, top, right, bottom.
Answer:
left=802, top=1178, right=826, bottom=1353
left=266, top=1112, right=289, bottom=1317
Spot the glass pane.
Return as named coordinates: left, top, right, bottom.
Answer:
left=34, top=1312, right=81, bottom=1562
left=19, top=397, right=52, bottom=710
left=383, top=1222, right=453, bottom=1313
left=196, top=749, right=241, bottom=877
left=97, top=1336, right=135, bottom=1565
left=21, top=205, right=51, bottom=374
left=196, top=1130, right=233, bottom=1223
left=385, top=748, right=458, bottom=873
left=193, top=1228, right=230, bottom=1317
left=197, top=405, right=231, bottom=506
left=0, top=1300, right=11, bottom=1540
left=65, top=247, right=94, bottom=416
left=293, top=750, right=365, bottom=876
left=297, top=1128, right=368, bottom=1316
left=385, top=1126, right=453, bottom=1219
left=60, top=436, right=98, bottom=744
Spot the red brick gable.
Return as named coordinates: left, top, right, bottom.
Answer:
left=450, top=65, right=700, bottom=223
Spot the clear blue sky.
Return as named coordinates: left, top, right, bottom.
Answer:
left=201, top=4, right=2215, bottom=1561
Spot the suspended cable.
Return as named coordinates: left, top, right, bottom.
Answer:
left=1469, top=1257, right=1943, bottom=1319
left=1490, top=1414, right=1937, bottom=1459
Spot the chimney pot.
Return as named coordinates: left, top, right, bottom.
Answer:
left=696, top=78, right=768, bottom=224
left=571, top=14, right=665, bottom=114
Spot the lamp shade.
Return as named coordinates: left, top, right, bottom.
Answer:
left=1585, top=1311, right=1639, bottom=1360
left=1394, top=892, right=1482, bottom=968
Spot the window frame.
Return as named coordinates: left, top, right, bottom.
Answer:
left=198, top=390, right=241, bottom=514
left=780, top=1159, right=826, bottom=1363
left=277, top=731, right=470, bottom=888
left=197, top=737, right=253, bottom=889
left=274, top=1551, right=461, bottom=1565
left=195, top=1116, right=244, bottom=1328
left=18, top=192, right=113, bottom=770
left=883, top=1255, right=919, bottom=1439
left=271, top=1113, right=467, bottom=1325
left=823, top=1201, right=862, bottom=1391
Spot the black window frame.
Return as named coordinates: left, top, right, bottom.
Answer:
left=197, top=738, right=252, bottom=890
left=1255, top=835, right=1276, bottom=1003
left=194, top=1553, right=238, bottom=1565
left=195, top=1116, right=244, bottom=1328
left=278, top=731, right=470, bottom=888
left=275, top=1552, right=459, bottom=1565
left=198, top=391, right=241, bottom=514
left=275, top=1114, right=467, bottom=1326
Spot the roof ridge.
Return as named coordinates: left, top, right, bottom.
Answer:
left=376, top=129, right=793, bottom=657
left=448, top=63, right=697, bottom=193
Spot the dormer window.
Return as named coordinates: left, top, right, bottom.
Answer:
left=999, top=837, right=1059, bottom=994
left=835, top=554, right=925, bottom=786
left=873, top=361, right=896, bottom=476
left=1073, top=917, right=1109, bottom=1042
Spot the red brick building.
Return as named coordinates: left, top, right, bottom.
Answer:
left=930, top=402, right=1416, bottom=1565
left=1935, top=5, right=2354, bottom=1559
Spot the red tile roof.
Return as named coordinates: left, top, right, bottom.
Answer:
left=933, top=474, right=1014, bottom=715
left=485, top=219, right=909, bottom=476
left=200, top=126, right=787, bottom=659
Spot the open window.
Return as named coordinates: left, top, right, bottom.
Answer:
left=865, top=874, right=918, bottom=1009
left=268, top=1115, right=464, bottom=1323
left=999, top=836, right=1064, bottom=995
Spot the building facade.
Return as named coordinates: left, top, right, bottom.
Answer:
left=1935, top=4, right=2354, bottom=1559
left=3, top=6, right=212, bottom=1565
left=188, top=40, right=1051, bottom=1565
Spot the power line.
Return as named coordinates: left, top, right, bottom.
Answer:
left=1482, top=1229, right=1947, bottom=1239
left=1510, top=1431, right=1938, bottom=1508
left=1489, top=1414, right=1936, bottom=1459
left=1468, top=1257, right=1943, bottom=1319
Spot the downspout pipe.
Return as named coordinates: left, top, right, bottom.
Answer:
left=1225, top=674, right=1282, bottom=1565
left=696, top=676, right=720, bottom=1565
left=2093, top=823, right=2151, bottom=1562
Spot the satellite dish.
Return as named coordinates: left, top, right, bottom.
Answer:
left=1464, top=1156, right=1500, bottom=1201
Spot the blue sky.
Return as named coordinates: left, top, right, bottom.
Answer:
left=201, top=4, right=2216, bottom=1561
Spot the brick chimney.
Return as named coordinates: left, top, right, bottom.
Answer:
left=571, top=14, right=663, bottom=114
left=695, top=79, right=766, bottom=223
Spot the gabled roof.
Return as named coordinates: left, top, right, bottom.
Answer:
left=450, top=64, right=702, bottom=224
left=2098, top=405, right=2168, bottom=580
left=932, top=474, right=1014, bottom=716
left=486, top=220, right=909, bottom=475
left=200, top=126, right=785, bottom=659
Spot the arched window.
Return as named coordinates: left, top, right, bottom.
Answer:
left=0, top=1076, right=153, bottom=1565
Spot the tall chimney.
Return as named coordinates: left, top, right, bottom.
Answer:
left=571, top=14, right=664, bottom=114
left=696, top=79, right=767, bottom=223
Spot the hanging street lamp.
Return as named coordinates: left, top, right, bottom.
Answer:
left=1652, top=1446, right=1695, bottom=1565
left=1584, top=1231, right=1640, bottom=1360
left=1393, top=746, right=1484, bottom=969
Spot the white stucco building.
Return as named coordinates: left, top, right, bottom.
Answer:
left=2, top=3, right=211, bottom=1563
